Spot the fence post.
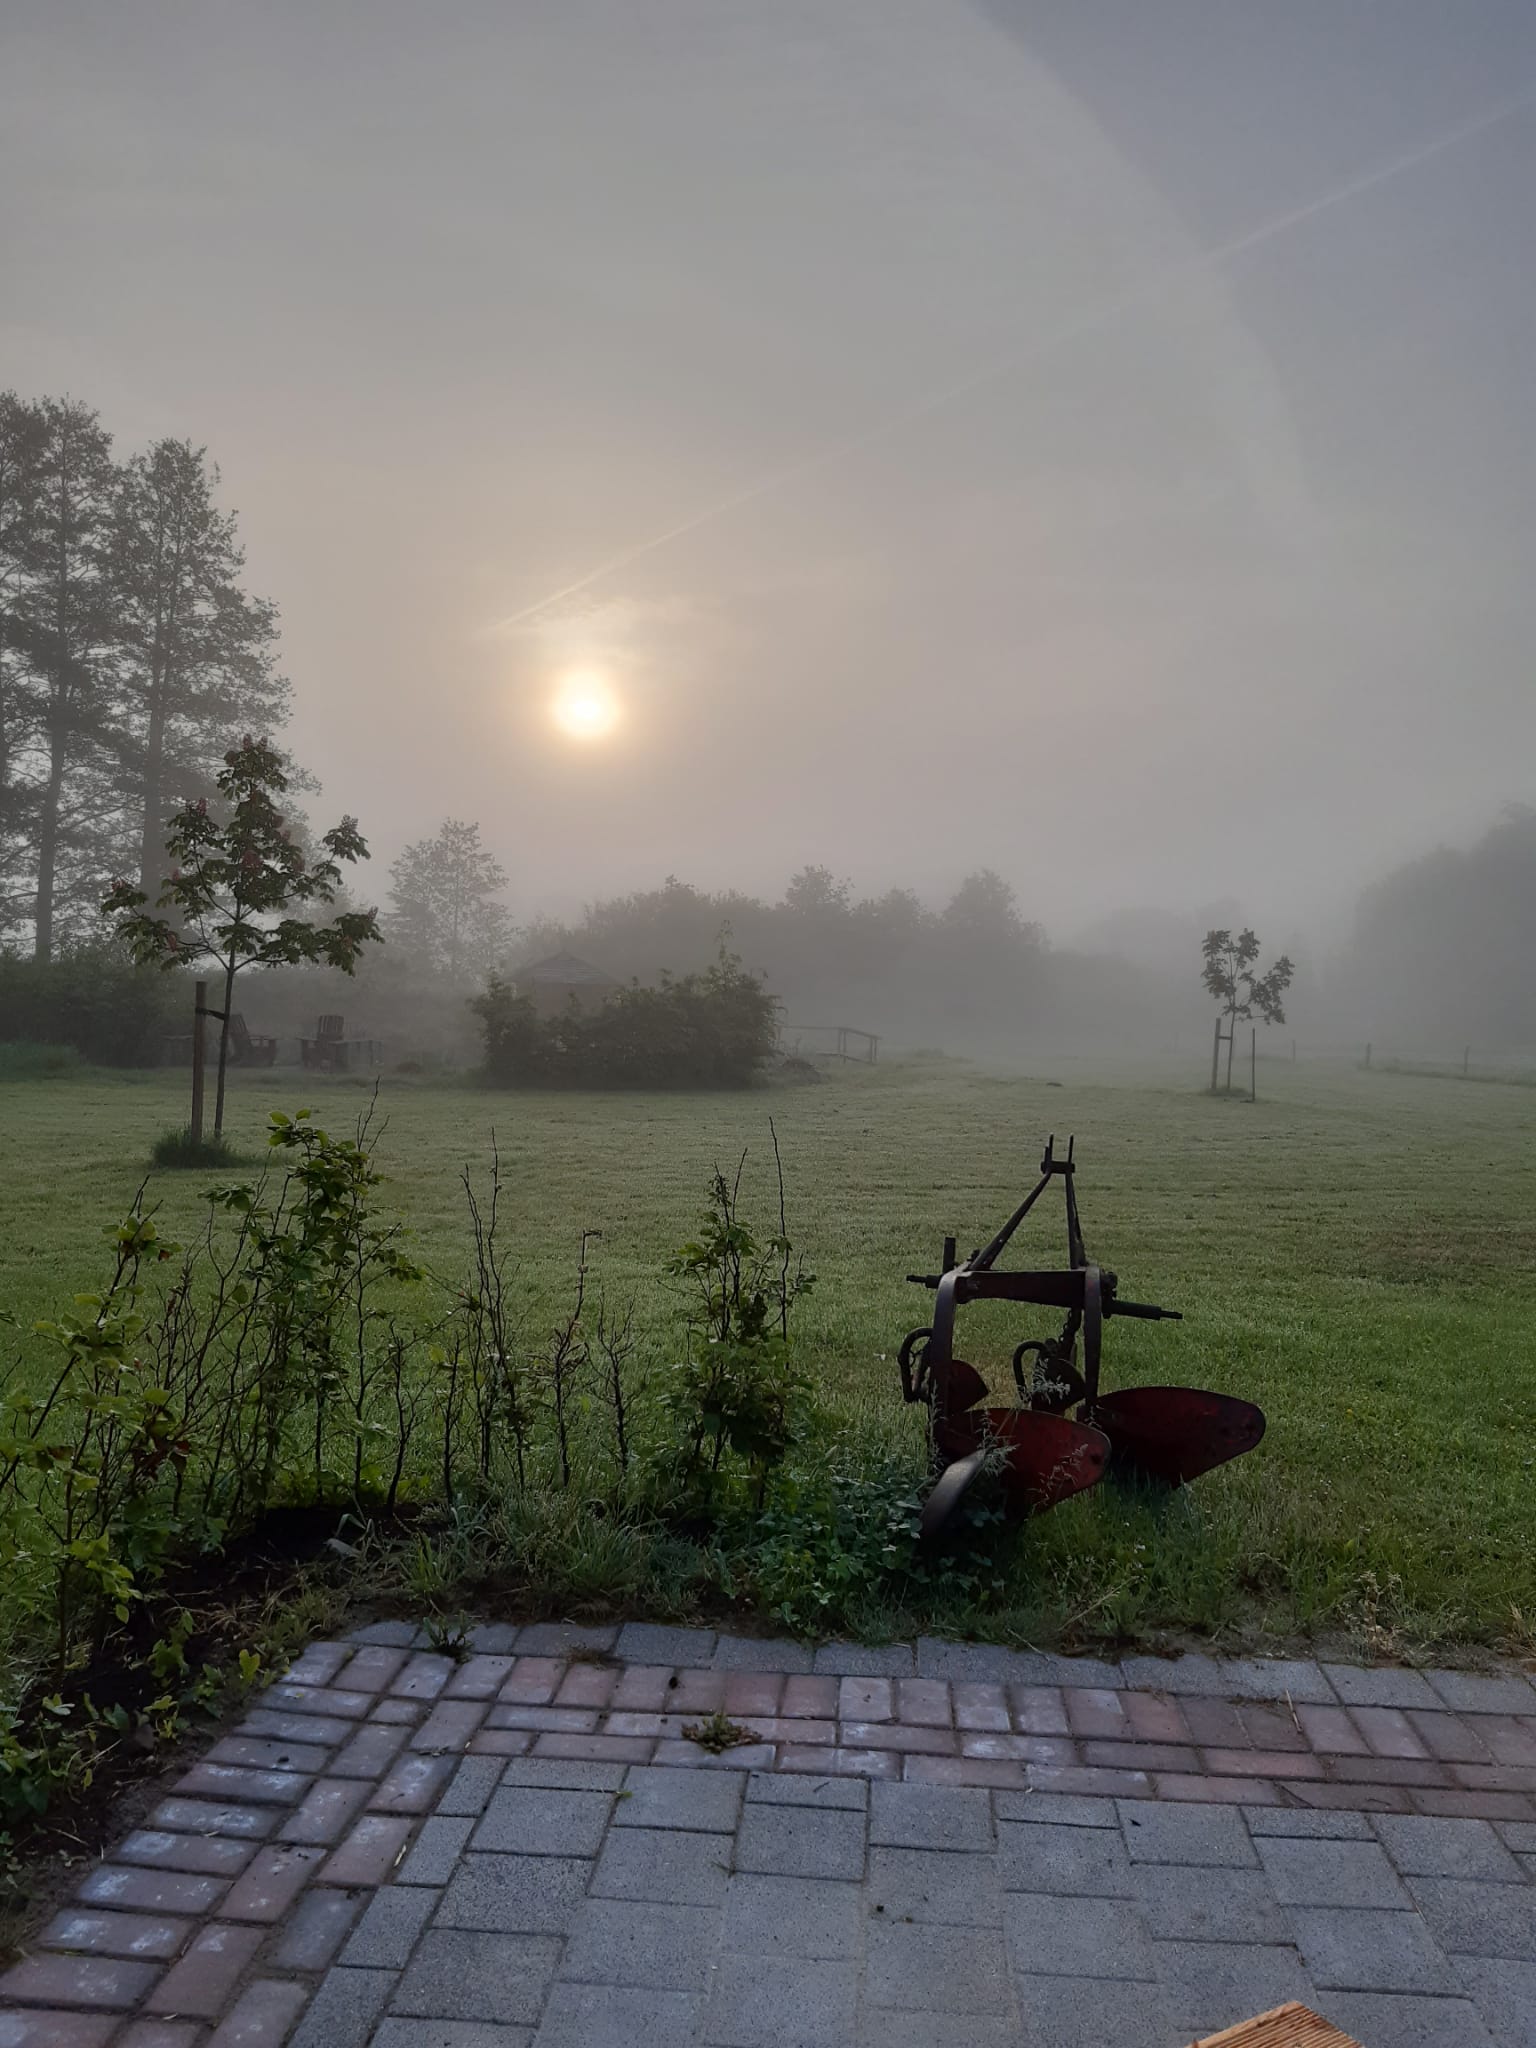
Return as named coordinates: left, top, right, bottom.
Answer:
left=190, top=979, right=207, bottom=1145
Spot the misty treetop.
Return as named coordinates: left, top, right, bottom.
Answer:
left=387, top=818, right=513, bottom=984
left=0, top=392, right=293, bottom=961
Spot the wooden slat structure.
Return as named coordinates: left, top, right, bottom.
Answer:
left=1194, top=2003, right=1362, bottom=2047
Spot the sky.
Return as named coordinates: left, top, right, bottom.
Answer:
left=3, top=0, right=1532, bottom=944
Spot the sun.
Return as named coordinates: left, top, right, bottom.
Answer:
left=551, top=670, right=620, bottom=741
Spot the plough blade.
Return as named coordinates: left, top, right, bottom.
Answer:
left=933, top=1407, right=1110, bottom=1518
left=1089, top=1386, right=1266, bottom=1488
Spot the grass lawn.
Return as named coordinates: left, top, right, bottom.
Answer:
left=2, top=1051, right=1533, bottom=1659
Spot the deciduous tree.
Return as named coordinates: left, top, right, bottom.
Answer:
left=104, top=737, right=380, bottom=1133
left=1201, top=927, right=1294, bottom=1092
left=388, top=818, right=511, bottom=982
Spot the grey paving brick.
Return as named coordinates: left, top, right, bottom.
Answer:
left=1257, top=1836, right=1410, bottom=1907
left=498, top=1758, right=627, bottom=1792
left=1118, top=1799, right=1257, bottom=1866
left=994, top=1791, right=1116, bottom=1828
left=811, top=1642, right=915, bottom=1677
left=535, top=1984, right=701, bottom=2048
left=700, top=1954, right=859, bottom=2047
left=746, top=1769, right=867, bottom=1810
left=592, top=1826, right=732, bottom=1905
left=1455, top=1955, right=1536, bottom=2046
left=513, top=1622, right=618, bottom=1657
left=1291, top=1907, right=1449, bottom=1992
left=612, top=1623, right=717, bottom=1667
left=1132, top=1864, right=1284, bottom=1944
left=350, top=1620, right=419, bottom=1646
left=1028, top=1653, right=1126, bottom=1691
left=1407, top=1874, right=1536, bottom=1959
left=711, top=1634, right=813, bottom=1674
left=471, top=1786, right=612, bottom=1857
left=914, top=1640, right=1052, bottom=1686
left=1500, top=1822, right=1536, bottom=1854
left=1009, top=1974, right=1178, bottom=2048
left=1244, top=1806, right=1374, bottom=1840
left=1425, top=1668, right=1536, bottom=1716
left=288, top=1965, right=396, bottom=2048
left=870, top=1782, right=992, bottom=1851
left=1117, top=1653, right=1227, bottom=1696
left=438, top=1755, right=506, bottom=1817
left=1323, top=1664, right=1440, bottom=1710
left=735, top=1804, right=866, bottom=1880
left=1374, top=1813, right=1526, bottom=1882
left=615, top=1765, right=743, bottom=1833
left=866, top=1921, right=1013, bottom=2015
left=1154, top=1940, right=1317, bottom=2037
left=868, top=1846, right=1004, bottom=1925
left=856, top=2016, right=1026, bottom=2048
left=1217, top=1658, right=1337, bottom=1704
left=438, top=1855, right=592, bottom=1934
left=560, top=1896, right=721, bottom=1989
left=997, top=1820, right=1132, bottom=1897
left=269, top=1888, right=363, bottom=1970
left=466, top=1623, right=521, bottom=1653
left=397, top=1816, right=476, bottom=1885
left=1002, top=1892, right=1156, bottom=1980
left=339, top=1884, right=440, bottom=1968
left=1323, top=1990, right=1498, bottom=2047
left=375, top=2025, right=531, bottom=2048
left=720, top=1873, right=863, bottom=1959
left=391, top=1930, right=560, bottom=2024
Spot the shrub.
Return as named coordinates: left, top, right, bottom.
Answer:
left=0, top=944, right=188, bottom=1066
left=0, top=1042, right=87, bottom=1081
left=149, top=1126, right=246, bottom=1169
left=473, top=949, right=777, bottom=1089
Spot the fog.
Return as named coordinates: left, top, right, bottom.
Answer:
left=3, top=0, right=1533, bottom=951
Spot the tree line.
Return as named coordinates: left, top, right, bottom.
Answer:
left=0, top=393, right=291, bottom=959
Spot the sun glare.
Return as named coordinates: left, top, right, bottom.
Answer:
left=551, top=670, right=620, bottom=741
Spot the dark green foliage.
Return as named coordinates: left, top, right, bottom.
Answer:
left=0, top=942, right=187, bottom=1065
left=148, top=1126, right=245, bottom=1169
left=474, top=949, right=777, bottom=1089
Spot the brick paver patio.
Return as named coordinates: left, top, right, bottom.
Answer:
left=4, top=1622, right=1534, bottom=2044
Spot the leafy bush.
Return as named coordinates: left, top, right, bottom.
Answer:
left=149, top=1126, right=247, bottom=1169
left=0, top=944, right=188, bottom=1066
left=0, top=1042, right=88, bottom=1081
left=473, top=949, right=777, bottom=1089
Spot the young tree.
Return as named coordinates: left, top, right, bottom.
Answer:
left=1201, top=927, right=1295, bottom=1092
left=110, top=438, right=290, bottom=894
left=782, top=864, right=851, bottom=917
left=387, top=818, right=511, bottom=982
left=104, top=737, right=380, bottom=1134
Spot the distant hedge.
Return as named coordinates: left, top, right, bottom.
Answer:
left=0, top=944, right=188, bottom=1066
left=473, top=953, right=777, bottom=1089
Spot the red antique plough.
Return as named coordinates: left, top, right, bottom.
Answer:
left=898, top=1137, right=1264, bottom=1538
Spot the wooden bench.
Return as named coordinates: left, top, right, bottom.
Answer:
left=228, top=1013, right=277, bottom=1067
left=300, top=1015, right=382, bottom=1073
left=1194, top=2004, right=1361, bottom=2046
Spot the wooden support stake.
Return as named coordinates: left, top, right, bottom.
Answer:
left=1210, top=1015, right=1223, bottom=1094
left=190, top=979, right=207, bottom=1146
left=1463, top=1045, right=1470, bottom=1077
left=1251, top=1025, right=1257, bottom=1103
left=1364, top=1041, right=1372, bottom=1069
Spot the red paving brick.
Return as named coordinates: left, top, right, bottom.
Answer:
left=1063, top=1688, right=1127, bottom=1740
left=724, top=1672, right=784, bottom=1718
left=75, top=1867, right=227, bottom=1917
left=205, top=1978, right=309, bottom=2046
left=780, top=1675, right=839, bottom=1720
left=954, top=1683, right=1011, bottom=1732
left=841, top=1720, right=957, bottom=1755
left=368, top=1753, right=455, bottom=1813
left=1407, top=1711, right=1494, bottom=1762
left=330, top=1722, right=410, bottom=1779
left=1297, top=1705, right=1368, bottom=1755
left=444, top=1655, right=516, bottom=1699
left=116, top=1829, right=257, bottom=1877
left=838, top=1677, right=892, bottom=1722
left=0, top=2015, right=119, bottom=2046
left=467, top=1728, right=535, bottom=1756
left=1202, top=1748, right=1324, bottom=1781
left=531, top=1731, right=655, bottom=1763
left=1010, top=1686, right=1070, bottom=1736
left=1411, top=1786, right=1536, bottom=1820
left=143, top=1923, right=264, bottom=2016
left=0, top=1954, right=162, bottom=2009
left=484, top=1704, right=598, bottom=1734
left=612, top=1665, right=673, bottom=1712
left=37, top=1909, right=191, bottom=1961
left=1352, top=1706, right=1430, bottom=1759
left=1235, top=1704, right=1308, bottom=1753
left=904, top=1754, right=1028, bottom=1789
left=1081, top=1741, right=1198, bottom=1774
left=1025, top=1764, right=1155, bottom=1800
left=276, top=1776, right=373, bottom=1845
left=1156, top=1773, right=1283, bottom=1804
left=778, top=1743, right=900, bottom=1778
left=495, top=1656, right=565, bottom=1704
left=960, top=1732, right=1076, bottom=1766
left=1122, top=1693, right=1192, bottom=1745
left=219, top=1844, right=325, bottom=1922
left=554, top=1663, right=618, bottom=1709
left=336, top=1645, right=409, bottom=1692
left=316, top=1814, right=413, bottom=1886
left=409, top=1699, right=490, bottom=1752
left=897, top=1679, right=953, bottom=1727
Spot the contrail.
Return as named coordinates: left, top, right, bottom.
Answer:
left=490, top=84, right=1534, bottom=635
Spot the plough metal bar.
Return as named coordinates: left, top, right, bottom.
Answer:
left=900, top=1137, right=1264, bottom=1538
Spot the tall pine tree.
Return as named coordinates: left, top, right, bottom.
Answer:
left=110, top=438, right=289, bottom=894
left=0, top=394, right=47, bottom=936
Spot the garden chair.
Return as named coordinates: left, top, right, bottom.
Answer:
left=300, top=1013, right=347, bottom=1071
left=227, top=1013, right=278, bottom=1067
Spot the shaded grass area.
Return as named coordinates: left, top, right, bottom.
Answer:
left=2, top=1053, right=1533, bottom=1657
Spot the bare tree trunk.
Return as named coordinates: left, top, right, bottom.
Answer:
left=32, top=710, right=67, bottom=962
left=214, top=959, right=236, bottom=1136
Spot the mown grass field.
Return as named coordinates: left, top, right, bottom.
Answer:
left=2, top=1052, right=1533, bottom=1659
